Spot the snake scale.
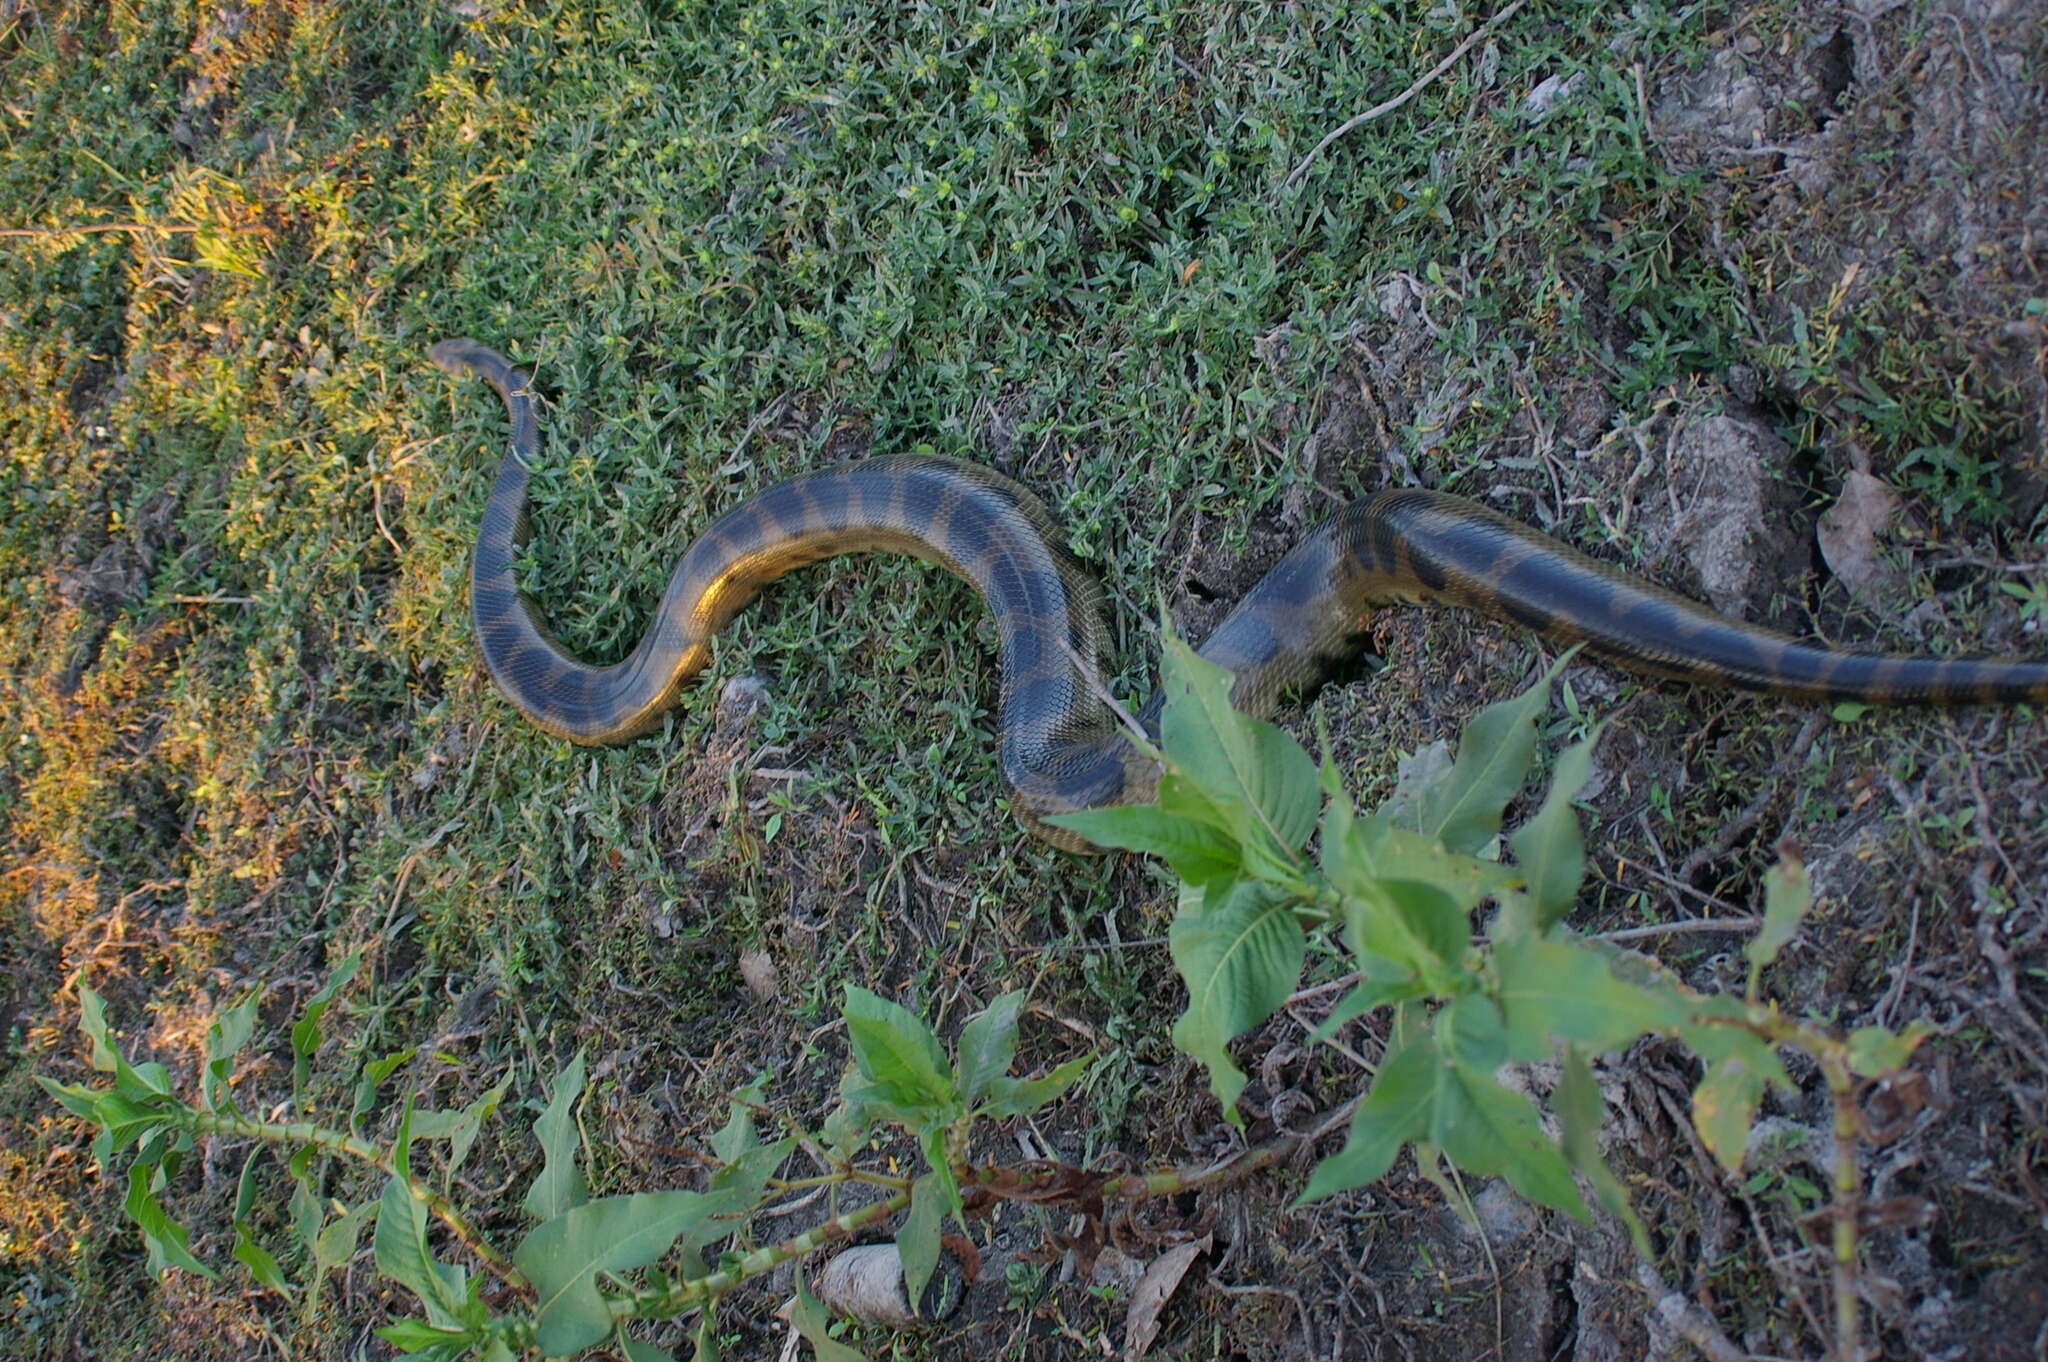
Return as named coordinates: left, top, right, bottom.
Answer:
left=430, top=339, right=2048, bottom=847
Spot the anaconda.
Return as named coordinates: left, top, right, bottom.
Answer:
left=429, top=338, right=2048, bottom=846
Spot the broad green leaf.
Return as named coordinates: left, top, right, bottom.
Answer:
left=309, top=1197, right=379, bottom=1305
left=522, top=1052, right=588, bottom=1222
left=1168, top=880, right=1305, bottom=1122
left=1693, top=1054, right=1767, bottom=1175
left=1158, top=633, right=1320, bottom=859
left=915, top=1126, right=964, bottom=1221
left=351, top=1047, right=417, bottom=1133
left=75, top=987, right=173, bottom=1104
left=621, top=1334, right=677, bottom=1362
left=375, top=1166, right=469, bottom=1326
left=1678, top=994, right=1793, bottom=1090
left=293, top=950, right=363, bottom=1090
left=1408, top=656, right=1568, bottom=855
left=234, top=1217, right=290, bottom=1294
left=820, top=1064, right=884, bottom=1157
left=126, top=1162, right=217, bottom=1279
left=227, top=1151, right=292, bottom=1294
left=449, top=1077, right=511, bottom=1183
left=1297, top=1031, right=1439, bottom=1203
left=91, top=1091, right=170, bottom=1155
left=1378, top=879, right=1475, bottom=974
left=515, top=1191, right=723, bottom=1356
left=1323, top=801, right=1493, bottom=985
left=376, top=1319, right=476, bottom=1352
left=791, top=1268, right=869, bottom=1362
left=1304, top=964, right=1427, bottom=1045
left=1745, top=849, right=1811, bottom=991
left=1433, top=1062, right=1589, bottom=1222
left=897, top=1173, right=944, bottom=1318
left=955, top=992, right=1025, bottom=1106
left=1557, top=1048, right=1647, bottom=1255
left=1373, top=738, right=1452, bottom=826
left=1441, top=994, right=1507, bottom=1071
left=79, top=986, right=120, bottom=1074
left=1505, top=724, right=1603, bottom=932
left=977, top=1056, right=1090, bottom=1120
left=36, top=1076, right=103, bottom=1123
left=290, top=1182, right=324, bottom=1259
left=842, top=986, right=956, bottom=1112
left=203, top=989, right=262, bottom=1113
left=1041, top=803, right=1240, bottom=887
left=1495, top=934, right=1680, bottom=1062
left=1847, top=1021, right=1935, bottom=1078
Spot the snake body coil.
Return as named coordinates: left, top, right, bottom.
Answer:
left=431, top=339, right=2048, bottom=845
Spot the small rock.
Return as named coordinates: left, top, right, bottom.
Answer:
left=739, top=949, right=779, bottom=1001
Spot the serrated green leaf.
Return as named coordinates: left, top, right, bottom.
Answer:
left=898, top=1173, right=943, bottom=1318
left=515, top=1191, right=723, bottom=1356
left=1168, top=880, right=1305, bottom=1123
left=1847, top=1021, right=1935, bottom=1078
left=523, top=1052, right=588, bottom=1222
left=1557, top=1048, right=1647, bottom=1256
left=293, top=950, right=363, bottom=1091
left=125, top=1163, right=216, bottom=1280
left=977, top=1056, right=1090, bottom=1120
left=1746, top=850, right=1811, bottom=990
left=1408, top=656, right=1568, bottom=855
left=1041, top=803, right=1241, bottom=886
left=955, top=992, right=1025, bottom=1106
left=1297, top=1031, right=1439, bottom=1203
left=842, top=986, right=956, bottom=1112
left=792, top=1267, right=869, bottom=1362
left=1159, top=633, right=1320, bottom=860
left=1495, top=934, right=1680, bottom=1062
left=1505, top=724, right=1603, bottom=932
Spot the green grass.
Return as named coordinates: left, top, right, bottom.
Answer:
left=4, top=2, right=2046, bottom=1358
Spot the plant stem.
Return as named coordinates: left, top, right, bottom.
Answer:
left=612, top=1186, right=914, bottom=1321
left=1820, top=1050, right=1863, bottom=1362
left=183, top=1110, right=530, bottom=1295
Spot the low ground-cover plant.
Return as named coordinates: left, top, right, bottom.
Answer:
left=45, top=639, right=1929, bottom=1360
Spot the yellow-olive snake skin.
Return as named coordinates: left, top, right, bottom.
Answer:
left=430, top=339, right=2048, bottom=847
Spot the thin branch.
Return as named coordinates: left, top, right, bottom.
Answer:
left=1280, top=0, right=1532, bottom=191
